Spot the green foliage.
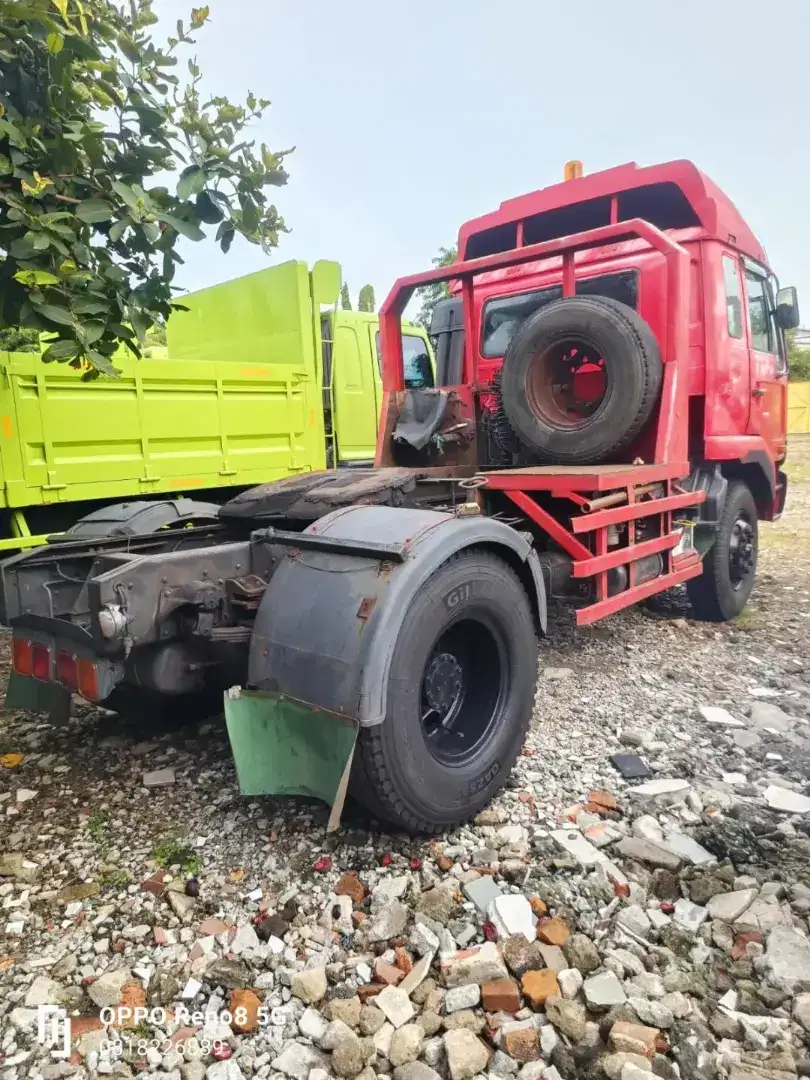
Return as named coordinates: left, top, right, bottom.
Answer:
left=100, top=868, right=132, bottom=887
left=415, top=245, right=457, bottom=330
left=152, top=836, right=202, bottom=874
left=358, top=283, right=375, bottom=313
left=86, top=810, right=107, bottom=843
left=0, top=0, right=292, bottom=375
left=340, top=282, right=352, bottom=311
left=0, top=325, right=38, bottom=352
left=788, top=331, right=810, bottom=382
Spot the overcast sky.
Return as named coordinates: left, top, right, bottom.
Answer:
left=158, top=0, right=809, bottom=317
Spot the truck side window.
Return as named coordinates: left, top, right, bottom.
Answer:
left=745, top=271, right=776, bottom=354
left=375, top=332, right=435, bottom=389
left=722, top=255, right=743, bottom=339
left=402, top=335, right=435, bottom=389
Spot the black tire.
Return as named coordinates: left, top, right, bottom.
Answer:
left=500, top=295, right=662, bottom=464
left=66, top=499, right=220, bottom=539
left=687, top=480, right=758, bottom=621
left=105, top=685, right=224, bottom=729
left=351, top=550, right=537, bottom=833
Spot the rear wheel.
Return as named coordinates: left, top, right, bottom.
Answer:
left=687, top=480, right=758, bottom=621
left=352, top=550, right=537, bottom=833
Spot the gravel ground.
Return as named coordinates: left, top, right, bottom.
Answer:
left=2, top=441, right=810, bottom=1080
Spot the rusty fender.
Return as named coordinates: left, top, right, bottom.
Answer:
left=246, top=505, right=546, bottom=727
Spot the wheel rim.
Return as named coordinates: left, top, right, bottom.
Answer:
left=420, top=617, right=506, bottom=765
left=525, top=337, right=608, bottom=430
left=728, top=511, right=756, bottom=589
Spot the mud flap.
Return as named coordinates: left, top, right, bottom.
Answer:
left=223, top=687, right=358, bottom=832
left=5, top=671, right=70, bottom=718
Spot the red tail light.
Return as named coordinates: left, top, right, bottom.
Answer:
left=11, top=638, right=33, bottom=676
left=56, top=651, right=79, bottom=691
left=31, top=643, right=51, bottom=681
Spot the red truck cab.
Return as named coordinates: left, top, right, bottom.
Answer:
left=377, top=159, right=800, bottom=623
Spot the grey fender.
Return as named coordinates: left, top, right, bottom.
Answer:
left=248, top=505, right=546, bottom=727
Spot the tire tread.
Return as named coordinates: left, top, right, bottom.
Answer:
left=352, top=550, right=535, bottom=833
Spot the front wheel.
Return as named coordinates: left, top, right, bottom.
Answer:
left=687, top=480, right=758, bottom=621
left=351, top=550, right=538, bottom=833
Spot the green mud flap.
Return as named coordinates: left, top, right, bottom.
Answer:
left=5, top=671, right=70, bottom=718
left=224, top=687, right=359, bottom=833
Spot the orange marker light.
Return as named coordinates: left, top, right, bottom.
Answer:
left=76, top=658, right=99, bottom=700
left=564, top=160, right=584, bottom=181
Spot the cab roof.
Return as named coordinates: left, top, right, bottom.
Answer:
left=457, top=159, right=768, bottom=267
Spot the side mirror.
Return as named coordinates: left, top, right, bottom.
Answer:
left=775, top=286, right=800, bottom=330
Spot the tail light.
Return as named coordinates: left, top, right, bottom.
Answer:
left=12, top=636, right=100, bottom=700
left=31, top=644, right=51, bottom=681
left=11, top=638, right=33, bottom=676
left=56, top=651, right=79, bottom=691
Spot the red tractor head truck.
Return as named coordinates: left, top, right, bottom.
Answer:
left=1, top=159, right=799, bottom=833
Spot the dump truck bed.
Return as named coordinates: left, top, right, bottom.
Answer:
left=0, top=261, right=332, bottom=533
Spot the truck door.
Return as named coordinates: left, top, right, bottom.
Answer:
left=744, top=261, right=788, bottom=462
left=331, top=316, right=380, bottom=463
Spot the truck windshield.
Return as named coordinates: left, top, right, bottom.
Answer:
left=481, top=271, right=638, bottom=357
left=376, top=332, right=435, bottom=389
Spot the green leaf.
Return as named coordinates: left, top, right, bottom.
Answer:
left=81, top=322, right=105, bottom=344
left=72, top=299, right=108, bottom=315
left=111, top=181, right=141, bottom=211
left=177, top=165, right=204, bottom=200
left=220, top=228, right=235, bottom=254
left=9, top=237, right=36, bottom=259
left=141, top=220, right=161, bottom=244
left=88, top=350, right=120, bottom=377
left=46, top=32, right=63, bottom=54
left=13, top=269, right=60, bottom=286
left=37, top=304, right=76, bottom=327
left=240, top=196, right=259, bottom=234
left=117, top=33, right=140, bottom=64
left=195, top=190, right=224, bottom=224
left=76, top=199, right=113, bottom=223
left=130, top=311, right=151, bottom=341
left=158, top=214, right=205, bottom=242
left=42, top=339, right=81, bottom=361
left=32, top=233, right=51, bottom=251
left=109, top=219, right=128, bottom=243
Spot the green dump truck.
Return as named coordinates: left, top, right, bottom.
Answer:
left=0, top=259, right=434, bottom=551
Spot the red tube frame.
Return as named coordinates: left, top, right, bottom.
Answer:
left=378, top=218, right=690, bottom=466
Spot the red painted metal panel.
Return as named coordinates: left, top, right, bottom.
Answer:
left=483, top=462, right=689, bottom=493
left=575, top=560, right=703, bottom=625
left=572, top=532, right=679, bottom=578
left=562, top=252, right=575, bottom=298
left=503, top=490, right=591, bottom=561
left=571, top=490, right=705, bottom=532
left=456, top=160, right=768, bottom=269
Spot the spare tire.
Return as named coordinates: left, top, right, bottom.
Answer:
left=499, top=295, right=663, bottom=465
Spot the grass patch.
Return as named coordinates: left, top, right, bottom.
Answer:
left=100, top=869, right=132, bottom=888
left=151, top=837, right=202, bottom=875
left=86, top=811, right=107, bottom=844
